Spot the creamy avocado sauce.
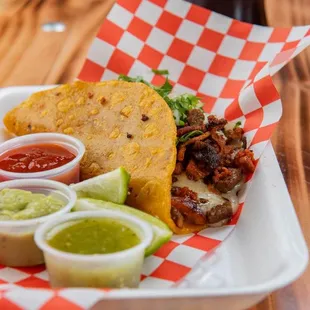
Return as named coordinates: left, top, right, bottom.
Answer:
left=0, top=189, right=65, bottom=220
left=47, top=218, right=140, bottom=255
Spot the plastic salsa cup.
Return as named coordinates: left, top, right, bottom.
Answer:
left=35, top=210, right=153, bottom=288
left=0, top=133, right=85, bottom=185
left=0, top=179, right=76, bottom=267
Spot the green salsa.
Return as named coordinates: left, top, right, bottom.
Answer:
left=0, top=189, right=65, bottom=221
left=47, top=218, right=141, bottom=255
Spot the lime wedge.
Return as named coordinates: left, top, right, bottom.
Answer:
left=70, top=167, right=130, bottom=204
left=73, top=198, right=172, bottom=256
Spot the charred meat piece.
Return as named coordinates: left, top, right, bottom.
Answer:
left=171, top=197, right=206, bottom=225
left=242, top=136, right=247, bottom=149
left=221, top=145, right=236, bottom=167
left=186, top=159, right=209, bottom=181
left=172, top=112, right=255, bottom=228
left=211, top=129, right=226, bottom=151
left=177, top=132, right=211, bottom=162
left=225, top=127, right=244, bottom=141
left=193, top=141, right=208, bottom=150
left=221, top=144, right=234, bottom=156
left=213, top=167, right=243, bottom=193
left=174, top=162, right=183, bottom=175
left=177, top=145, right=187, bottom=162
left=187, top=109, right=205, bottom=126
left=183, top=131, right=211, bottom=147
left=206, top=201, right=233, bottom=224
left=207, top=115, right=227, bottom=130
left=192, top=143, right=221, bottom=171
left=234, top=149, right=256, bottom=173
left=177, top=124, right=206, bottom=137
left=171, top=186, right=198, bottom=201
left=213, top=167, right=231, bottom=182
left=171, top=206, right=184, bottom=228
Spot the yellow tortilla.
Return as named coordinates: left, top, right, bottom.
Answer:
left=4, top=80, right=205, bottom=234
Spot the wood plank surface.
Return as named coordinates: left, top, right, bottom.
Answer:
left=0, top=1, right=309, bottom=310
left=0, top=0, right=115, bottom=86
left=251, top=1, right=310, bottom=310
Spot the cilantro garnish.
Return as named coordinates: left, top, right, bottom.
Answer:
left=234, top=121, right=242, bottom=128
left=177, top=130, right=203, bottom=145
left=118, top=73, right=202, bottom=126
left=118, top=74, right=172, bottom=97
left=168, top=94, right=202, bottom=126
left=151, top=69, right=169, bottom=75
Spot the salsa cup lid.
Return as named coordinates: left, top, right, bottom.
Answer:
left=0, top=133, right=85, bottom=179
left=34, top=210, right=153, bottom=263
left=0, top=179, right=77, bottom=227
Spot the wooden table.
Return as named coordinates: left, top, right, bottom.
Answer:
left=0, top=0, right=309, bottom=309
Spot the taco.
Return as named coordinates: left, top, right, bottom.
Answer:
left=3, top=79, right=256, bottom=234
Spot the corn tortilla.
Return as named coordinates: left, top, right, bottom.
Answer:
left=4, top=80, right=206, bottom=234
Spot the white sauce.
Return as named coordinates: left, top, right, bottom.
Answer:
left=216, top=130, right=227, bottom=141
left=173, top=173, right=242, bottom=216
left=224, top=122, right=235, bottom=131
left=222, top=181, right=243, bottom=214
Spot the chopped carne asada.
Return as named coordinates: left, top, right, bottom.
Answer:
left=187, top=109, right=205, bottom=126
left=171, top=186, right=198, bottom=201
left=225, top=127, right=243, bottom=141
left=206, top=202, right=233, bottom=224
left=171, top=114, right=256, bottom=229
left=171, top=206, right=184, bottom=228
left=213, top=167, right=243, bottom=193
left=234, top=149, right=256, bottom=173
left=191, top=143, right=221, bottom=171
left=186, top=159, right=209, bottom=181
left=207, top=115, right=227, bottom=130
left=170, top=186, right=206, bottom=227
left=177, top=125, right=206, bottom=137
left=171, top=197, right=206, bottom=226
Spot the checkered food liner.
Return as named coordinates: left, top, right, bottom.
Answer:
left=0, top=0, right=309, bottom=308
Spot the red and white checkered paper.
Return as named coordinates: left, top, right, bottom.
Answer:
left=1, top=0, right=310, bottom=308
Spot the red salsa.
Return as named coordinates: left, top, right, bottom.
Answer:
left=0, top=144, right=76, bottom=173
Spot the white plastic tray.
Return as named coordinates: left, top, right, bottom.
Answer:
left=0, top=86, right=308, bottom=310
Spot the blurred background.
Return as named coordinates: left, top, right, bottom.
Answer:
left=0, top=0, right=308, bottom=86
left=190, top=0, right=266, bottom=24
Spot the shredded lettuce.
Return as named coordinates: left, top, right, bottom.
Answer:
left=118, top=73, right=202, bottom=126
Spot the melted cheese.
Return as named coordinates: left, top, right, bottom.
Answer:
left=173, top=173, right=241, bottom=215
left=173, top=173, right=225, bottom=214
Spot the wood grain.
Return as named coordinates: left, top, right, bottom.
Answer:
left=251, top=1, right=310, bottom=310
left=0, top=0, right=115, bottom=86
left=0, top=0, right=309, bottom=310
